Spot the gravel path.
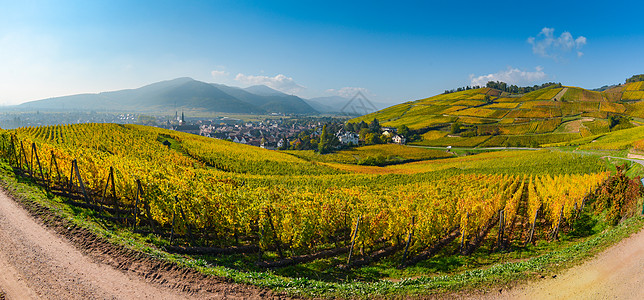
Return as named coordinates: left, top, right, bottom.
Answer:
left=0, top=189, right=273, bottom=300
left=477, top=226, right=644, bottom=299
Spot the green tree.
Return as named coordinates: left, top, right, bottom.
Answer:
left=365, top=132, right=381, bottom=145
left=369, top=118, right=381, bottom=133
left=398, top=125, right=410, bottom=137
left=450, top=122, right=461, bottom=134
left=359, top=128, right=371, bottom=140
left=318, top=125, right=331, bottom=154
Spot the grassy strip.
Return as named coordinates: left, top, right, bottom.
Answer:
left=0, top=161, right=642, bottom=298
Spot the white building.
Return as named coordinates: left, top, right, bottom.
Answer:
left=392, top=135, right=406, bottom=145
left=336, top=131, right=360, bottom=145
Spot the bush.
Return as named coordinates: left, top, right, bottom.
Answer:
left=591, top=164, right=644, bottom=225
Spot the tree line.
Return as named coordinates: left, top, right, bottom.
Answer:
left=443, top=81, right=562, bottom=95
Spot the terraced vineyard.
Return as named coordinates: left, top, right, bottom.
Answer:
left=352, top=81, right=644, bottom=148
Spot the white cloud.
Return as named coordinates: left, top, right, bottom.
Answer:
left=470, top=66, right=547, bottom=87
left=528, top=27, right=587, bottom=60
left=325, top=87, right=373, bottom=98
left=210, top=69, right=229, bottom=80
left=234, top=73, right=305, bottom=94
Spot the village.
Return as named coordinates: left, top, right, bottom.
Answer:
left=169, top=112, right=406, bottom=150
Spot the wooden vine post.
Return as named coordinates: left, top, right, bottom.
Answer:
left=266, top=208, right=283, bottom=258
left=170, top=197, right=177, bottom=244
left=551, top=205, right=565, bottom=241
left=460, top=212, right=469, bottom=252
left=101, top=166, right=117, bottom=214
left=176, top=196, right=194, bottom=243
left=48, top=151, right=62, bottom=188
left=20, top=141, right=28, bottom=173
left=497, top=209, right=505, bottom=250
left=346, top=216, right=361, bottom=265
left=133, top=179, right=144, bottom=231
left=69, top=159, right=90, bottom=204
left=400, top=216, right=415, bottom=266
left=31, top=143, right=46, bottom=184
left=136, top=179, right=156, bottom=232
left=525, top=208, right=539, bottom=246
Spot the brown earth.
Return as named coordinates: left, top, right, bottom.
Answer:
left=0, top=186, right=286, bottom=299
left=472, top=226, right=644, bottom=300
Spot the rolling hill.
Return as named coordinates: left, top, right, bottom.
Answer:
left=351, top=80, right=644, bottom=147
left=19, top=77, right=318, bottom=114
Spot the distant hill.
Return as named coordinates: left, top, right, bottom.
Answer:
left=350, top=81, right=644, bottom=148
left=19, top=78, right=318, bottom=114
left=306, top=96, right=391, bottom=114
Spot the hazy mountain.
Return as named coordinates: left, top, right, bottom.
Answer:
left=19, top=78, right=318, bottom=114
left=243, top=85, right=287, bottom=96
left=306, top=96, right=390, bottom=114
left=213, top=84, right=317, bottom=114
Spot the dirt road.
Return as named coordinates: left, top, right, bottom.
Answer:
left=0, top=189, right=272, bottom=299
left=478, top=226, right=644, bottom=299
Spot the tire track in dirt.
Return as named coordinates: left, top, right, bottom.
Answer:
left=0, top=187, right=283, bottom=299
left=476, top=227, right=644, bottom=299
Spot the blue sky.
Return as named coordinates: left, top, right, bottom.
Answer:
left=1, top=0, right=643, bottom=106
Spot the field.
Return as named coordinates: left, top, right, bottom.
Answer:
left=284, top=144, right=454, bottom=165
left=1, top=123, right=643, bottom=298
left=350, top=83, right=644, bottom=148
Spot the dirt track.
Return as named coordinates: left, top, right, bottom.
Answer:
left=0, top=188, right=278, bottom=300
left=478, top=226, right=644, bottom=299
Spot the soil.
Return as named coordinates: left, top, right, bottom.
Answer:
left=474, top=226, right=644, bottom=299
left=0, top=186, right=286, bottom=299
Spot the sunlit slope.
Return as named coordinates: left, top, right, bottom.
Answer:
left=351, top=82, right=644, bottom=147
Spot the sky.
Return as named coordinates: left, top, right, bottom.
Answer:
left=1, top=0, right=644, bottom=106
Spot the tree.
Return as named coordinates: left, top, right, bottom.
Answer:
left=369, top=118, right=381, bottom=133
left=359, top=128, right=371, bottom=140
left=450, top=122, right=461, bottom=134
left=344, top=122, right=355, bottom=132
left=365, top=133, right=381, bottom=145
left=484, top=94, right=493, bottom=103
left=318, top=125, right=332, bottom=154
left=626, top=74, right=644, bottom=83
left=398, top=125, right=410, bottom=137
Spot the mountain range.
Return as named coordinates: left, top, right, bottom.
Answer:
left=18, top=77, right=343, bottom=115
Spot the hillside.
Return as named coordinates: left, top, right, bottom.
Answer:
left=2, top=123, right=642, bottom=298
left=19, top=78, right=318, bottom=115
left=351, top=81, right=644, bottom=147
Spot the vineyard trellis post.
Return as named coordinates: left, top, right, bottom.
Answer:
left=551, top=205, right=565, bottom=240
left=497, top=209, right=505, bottom=250
left=400, top=216, right=415, bottom=266
left=257, top=226, right=265, bottom=262
left=8, top=136, right=17, bottom=168
left=69, top=159, right=90, bottom=204
left=133, top=179, right=143, bottom=232
left=170, top=197, right=177, bottom=244
left=31, top=143, right=46, bottom=185
left=20, top=141, right=28, bottom=173
left=525, top=208, right=539, bottom=246
left=48, top=151, right=62, bottom=188
left=460, top=212, right=469, bottom=253
left=101, top=167, right=117, bottom=214
left=177, top=196, right=195, bottom=244
left=137, top=180, right=156, bottom=233
left=266, top=208, right=283, bottom=258
left=347, top=216, right=361, bottom=265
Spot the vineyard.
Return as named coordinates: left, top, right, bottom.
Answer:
left=350, top=81, right=644, bottom=148
left=0, top=122, right=632, bottom=281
